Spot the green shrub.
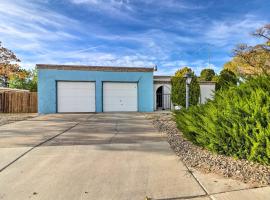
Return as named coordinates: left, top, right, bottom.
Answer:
left=200, top=69, right=216, bottom=81
left=175, top=75, right=270, bottom=165
left=216, top=69, right=238, bottom=90
left=171, top=69, right=200, bottom=107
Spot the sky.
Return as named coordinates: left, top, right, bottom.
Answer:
left=0, top=0, right=269, bottom=75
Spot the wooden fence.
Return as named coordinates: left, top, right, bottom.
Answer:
left=0, top=91, right=37, bottom=113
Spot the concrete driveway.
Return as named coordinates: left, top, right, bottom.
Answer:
left=0, top=113, right=269, bottom=200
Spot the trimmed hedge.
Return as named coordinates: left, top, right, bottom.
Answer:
left=175, top=76, right=270, bottom=165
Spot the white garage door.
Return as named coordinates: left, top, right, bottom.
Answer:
left=103, top=82, right=138, bottom=112
left=57, top=82, right=95, bottom=112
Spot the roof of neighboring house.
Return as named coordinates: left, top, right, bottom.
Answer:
left=0, top=87, right=29, bottom=92
left=36, top=64, right=154, bottom=72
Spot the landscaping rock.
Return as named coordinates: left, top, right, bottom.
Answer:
left=146, top=113, right=270, bottom=185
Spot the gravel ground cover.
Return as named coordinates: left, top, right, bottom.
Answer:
left=0, top=113, right=37, bottom=126
left=146, top=112, right=270, bottom=185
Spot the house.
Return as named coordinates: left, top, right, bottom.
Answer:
left=37, top=64, right=215, bottom=113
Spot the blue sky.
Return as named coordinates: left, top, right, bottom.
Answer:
left=0, top=0, right=269, bottom=75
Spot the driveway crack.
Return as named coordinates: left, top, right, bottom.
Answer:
left=0, top=115, right=94, bottom=173
left=108, top=119, right=119, bottom=144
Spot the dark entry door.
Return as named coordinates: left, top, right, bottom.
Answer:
left=156, top=86, right=163, bottom=109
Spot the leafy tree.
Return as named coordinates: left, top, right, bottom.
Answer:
left=0, top=42, right=21, bottom=87
left=9, top=69, right=37, bottom=92
left=216, top=69, right=238, bottom=90
left=223, top=57, right=248, bottom=76
left=171, top=67, right=200, bottom=107
left=175, top=67, right=192, bottom=77
left=199, top=69, right=215, bottom=81
left=232, top=24, right=270, bottom=76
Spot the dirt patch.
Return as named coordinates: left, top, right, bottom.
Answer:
left=146, top=113, right=270, bottom=186
left=0, top=113, right=37, bottom=126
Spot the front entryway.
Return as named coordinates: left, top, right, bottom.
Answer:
left=156, top=85, right=171, bottom=110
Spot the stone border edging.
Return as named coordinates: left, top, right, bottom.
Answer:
left=147, top=113, right=270, bottom=185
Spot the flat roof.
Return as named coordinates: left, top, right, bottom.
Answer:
left=36, top=64, right=154, bottom=72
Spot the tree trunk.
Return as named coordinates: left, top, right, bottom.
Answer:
left=2, top=75, right=8, bottom=87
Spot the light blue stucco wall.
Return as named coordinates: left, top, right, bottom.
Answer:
left=38, top=69, right=154, bottom=113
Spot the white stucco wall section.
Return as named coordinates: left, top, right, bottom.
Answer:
left=199, top=83, right=215, bottom=104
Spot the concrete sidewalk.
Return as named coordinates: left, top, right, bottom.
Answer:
left=0, top=113, right=269, bottom=200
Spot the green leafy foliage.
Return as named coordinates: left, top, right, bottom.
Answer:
left=171, top=67, right=200, bottom=107
left=9, top=69, right=37, bottom=92
left=200, top=69, right=215, bottom=81
left=216, top=69, right=238, bottom=90
left=175, top=75, right=270, bottom=165
left=174, top=66, right=192, bottom=77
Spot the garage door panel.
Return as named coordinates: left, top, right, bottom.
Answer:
left=103, top=82, right=138, bottom=112
left=57, top=82, right=95, bottom=113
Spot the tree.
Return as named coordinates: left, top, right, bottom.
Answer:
left=199, top=69, right=215, bottom=81
left=216, top=69, right=238, bottom=90
left=0, top=42, right=21, bottom=87
left=9, top=69, right=37, bottom=92
left=253, top=24, right=270, bottom=51
left=175, top=66, right=192, bottom=77
left=232, top=24, right=270, bottom=76
left=171, top=67, right=200, bottom=107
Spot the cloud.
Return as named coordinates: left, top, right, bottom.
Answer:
left=70, top=0, right=136, bottom=21
left=69, top=0, right=207, bottom=23
left=142, top=0, right=208, bottom=11
left=204, top=15, right=267, bottom=47
left=0, top=0, right=80, bottom=53
left=0, top=0, right=268, bottom=76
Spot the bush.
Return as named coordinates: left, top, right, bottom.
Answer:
left=171, top=76, right=200, bottom=107
left=216, top=69, right=238, bottom=90
left=171, top=67, right=200, bottom=107
left=200, top=69, right=215, bottom=81
left=175, top=75, right=270, bottom=165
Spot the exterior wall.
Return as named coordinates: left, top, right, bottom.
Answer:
left=38, top=69, right=153, bottom=113
left=199, top=83, right=215, bottom=104
left=153, top=83, right=172, bottom=110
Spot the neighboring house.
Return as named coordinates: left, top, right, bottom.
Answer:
left=37, top=64, right=215, bottom=114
